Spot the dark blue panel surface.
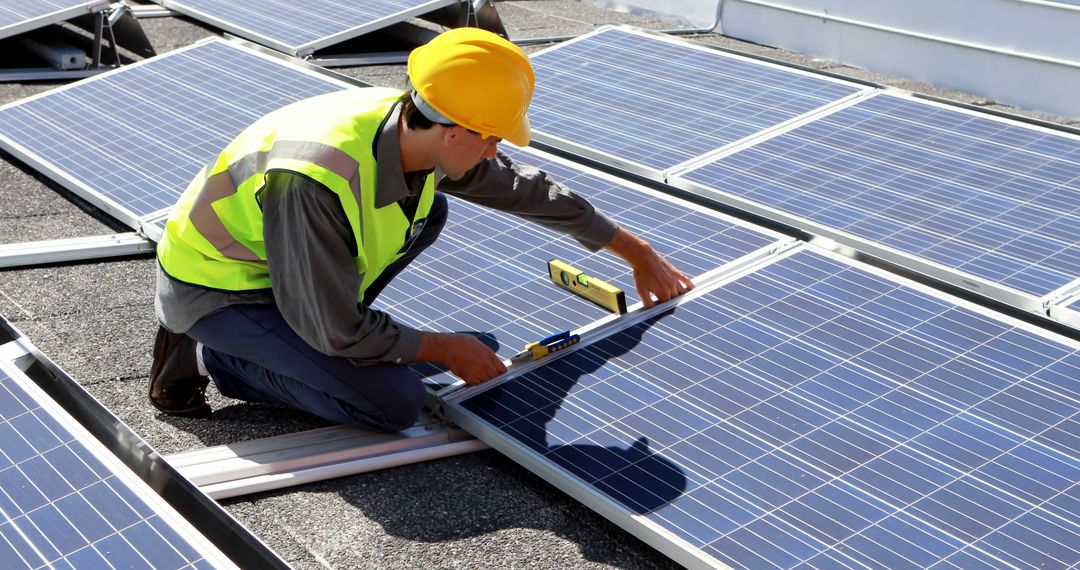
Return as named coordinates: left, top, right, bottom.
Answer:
left=158, top=0, right=451, bottom=52
left=371, top=146, right=784, bottom=387
left=458, top=248, right=1080, bottom=569
left=0, top=40, right=348, bottom=221
left=679, top=93, right=1080, bottom=298
left=0, top=363, right=224, bottom=568
left=529, top=27, right=863, bottom=172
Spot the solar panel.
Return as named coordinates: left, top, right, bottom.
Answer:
left=0, top=0, right=106, bottom=41
left=672, top=91, right=1080, bottom=318
left=528, top=26, right=867, bottom=177
left=0, top=358, right=236, bottom=568
left=370, top=145, right=792, bottom=388
left=445, top=245, right=1080, bottom=569
left=152, top=0, right=458, bottom=57
left=0, top=38, right=352, bottom=232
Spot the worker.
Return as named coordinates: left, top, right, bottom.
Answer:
left=149, top=27, right=693, bottom=430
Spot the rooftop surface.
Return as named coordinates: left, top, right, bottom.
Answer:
left=0, top=1, right=1077, bottom=569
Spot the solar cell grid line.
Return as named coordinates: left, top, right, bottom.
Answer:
left=670, top=90, right=1080, bottom=321
left=152, top=0, right=459, bottom=57
left=442, top=245, right=1080, bottom=570
left=0, top=0, right=107, bottom=41
left=527, top=25, right=868, bottom=178
left=370, top=145, right=792, bottom=389
left=0, top=357, right=238, bottom=569
left=0, top=38, right=353, bottom=233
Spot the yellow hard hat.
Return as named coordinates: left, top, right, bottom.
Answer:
left=407, top=27, right=534, bottom=147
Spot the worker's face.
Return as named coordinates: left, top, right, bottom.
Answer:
left=439, top=125, right=500, bottom=180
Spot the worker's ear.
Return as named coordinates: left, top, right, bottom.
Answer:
left=442, top=124, right=466, bottom=145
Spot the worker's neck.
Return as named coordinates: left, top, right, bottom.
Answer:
left=397, top=116, right=440, bottom=174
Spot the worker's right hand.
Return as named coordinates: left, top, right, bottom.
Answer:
left=415, top=332, right=507, bottom=385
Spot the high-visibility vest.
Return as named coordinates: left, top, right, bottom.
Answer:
left=158, top=88, right=435, bottom=300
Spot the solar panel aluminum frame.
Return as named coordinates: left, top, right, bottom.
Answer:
left=668, top=89, right=1080, bottom=325
left=526, top=25, right=873, bottom=182
left=0, top=337, right=242, bottom=568
left=440, top=241, right=1080, bottom=569
left=142, top=211, right=170, bottom=242
left=0, top=37, right=360, bottom=239
left=1048, top=281, right=1080, bottom=330
left=0, top=0, right=108, bottom=41
left=150, top=0, right=461, bottom=58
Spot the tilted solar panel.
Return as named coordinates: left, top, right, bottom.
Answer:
left=152, top=0, right=458, bottom=57
left=528, top=26, right=867, bottom=177
left=370, top=146, right=792, bottom=388
left=0, top=358, right=236, bottom=568
left=446, top=245, right=1080, bottom=569
left=0, top=0, right=106, bottom=41
left=0, top=38, right=352, bottom=232
left=672, top=92, right=1080, bottom=319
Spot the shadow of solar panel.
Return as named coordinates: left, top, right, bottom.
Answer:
left=450, top=246, right=1080, bottom=569
left=674, top=92, right=1080, bottom=314
left=528, top=26, right=867, bottom=175
left=0, top=38, right=351, bottom=230
left=0, top=360, right=233, bottom=568
left=370, top=146, right=789, bottom=388
left=153, top=0, right=457, bottom=56
left=0, top=0, right=106, bottom=40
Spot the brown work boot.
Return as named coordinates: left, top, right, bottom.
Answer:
left=148, top=325, right=210, bottom=417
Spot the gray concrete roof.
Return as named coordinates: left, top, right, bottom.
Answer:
left=0, top=2, right=1076, bottom=569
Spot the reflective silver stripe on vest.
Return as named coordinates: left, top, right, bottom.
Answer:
left=189, top=141, right=363, bottom=261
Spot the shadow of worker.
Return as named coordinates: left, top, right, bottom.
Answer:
left=462, top=310, right=687, bottom=515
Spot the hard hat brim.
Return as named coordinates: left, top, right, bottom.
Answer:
left=506, top=114, right=530, bottom=147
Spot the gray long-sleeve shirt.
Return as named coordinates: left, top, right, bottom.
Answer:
left=155, top=103, right=618, bottom=366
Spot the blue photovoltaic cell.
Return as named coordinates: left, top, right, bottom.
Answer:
left=0, top=362, right=225, bottom=568
left=529, top=27, right=864, bottom=172
left=677, top=93, right=1080, bottom=298
left=0, top=0, right=102, bottom=39
left=371, top=146, right=785, bottom=386
left=156, top=0, right=453, bottom=54
left=456, top=248, right=1080, bottom=569
left=0, top=39, right=349, bottom=223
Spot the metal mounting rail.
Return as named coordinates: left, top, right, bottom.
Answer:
left=165, top=420, right=487, bottom=499
left=0, top=232, right=154, bottom=268
left=129, top=4, right=174, bottom=18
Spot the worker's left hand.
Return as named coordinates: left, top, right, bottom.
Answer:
left=629, top=247, right=693, bottom=308
left=606, top=228, right=693, bottom=308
